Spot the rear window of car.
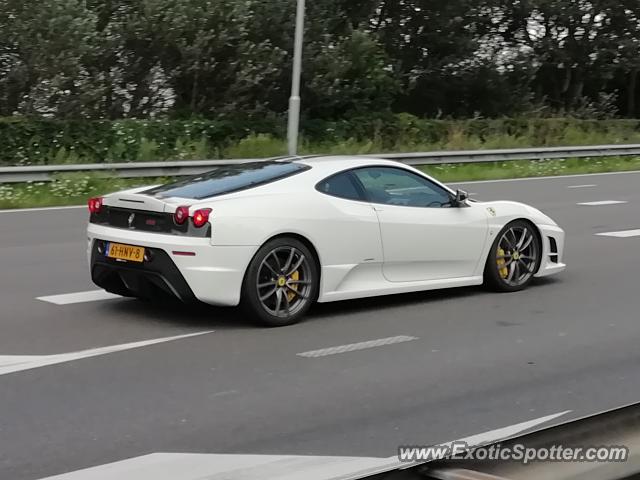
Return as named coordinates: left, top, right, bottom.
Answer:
left=316, top=171, right=365, bottom=201
left=144, top=161, right=310, bottom=200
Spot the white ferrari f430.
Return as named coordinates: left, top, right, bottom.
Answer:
left=87, top=156, right=565, bottom=326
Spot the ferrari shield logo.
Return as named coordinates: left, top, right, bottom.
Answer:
left=487, top=207, right=496, bottom=217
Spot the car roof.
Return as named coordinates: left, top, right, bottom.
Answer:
left=165, top=155, right=454, bottom=203
left=292, top=155, right=405, bottom=176
left=289, top=155, right=456, bottom=196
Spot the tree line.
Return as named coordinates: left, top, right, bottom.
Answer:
left=1, top=0, right=639, bottom=121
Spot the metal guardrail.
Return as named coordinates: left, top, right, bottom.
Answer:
left=2, top=143, right=640, bottom=183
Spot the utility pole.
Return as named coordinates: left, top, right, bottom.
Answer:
left=287, top=0, right=306, bottom=156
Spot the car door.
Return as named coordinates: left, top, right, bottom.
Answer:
left=315, top=169, right=384, bottom=267
left=351, top=167, right=490, bottom=283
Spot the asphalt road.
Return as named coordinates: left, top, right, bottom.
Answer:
left=1, top=171, right=640, bottom=479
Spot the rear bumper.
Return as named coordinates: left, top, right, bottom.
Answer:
left=87, top=224, right=258, bottom=306
left=535, top=224, right=567, bottom=278
left=91, top=246, right=198, bottom=303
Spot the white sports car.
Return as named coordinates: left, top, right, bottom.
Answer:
left=87, top=156, right=565, bottom=326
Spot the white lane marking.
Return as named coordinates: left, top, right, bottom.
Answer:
left=596, top=229, right=640, bottom=238
left=577, top=200, right=628, bottom=206
left=0, top=331, right=213, bottom=376
left=37, top=453, right=396, bottom=480
left=37, top=290, right=121, bottom=305
left=567, top=184, right=597, bottom=189
left=297, top=336, right=419, bottom=358
left=36, top=411, right=571, bottom=480
left=0, top=205, right=84, bottom=214
left=209, top=390, right=238, bottom=399
left=449, top=169, right=640, bottom=185
left=0, top=355, right=42, bottom=368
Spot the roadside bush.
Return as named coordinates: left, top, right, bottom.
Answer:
left=2, top=115, right=640, bottom=166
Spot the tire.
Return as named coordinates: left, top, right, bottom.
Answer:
left=241, top=237, right=319, bottom=327
left=484, top=220, right=541, bottom=292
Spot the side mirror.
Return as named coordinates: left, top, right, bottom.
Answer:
left=455, top=189, right=469, bottom=206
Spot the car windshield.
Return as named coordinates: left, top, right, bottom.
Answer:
left=144, top=161, right=310, bottom=200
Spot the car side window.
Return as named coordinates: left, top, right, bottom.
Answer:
left=352, top=167, right=453, bottom=208
left=316, top=172, right=365, bottom=201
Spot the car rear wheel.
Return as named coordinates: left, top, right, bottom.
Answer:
left=484, top=220, right=541, bottom=292
left=241, top=237, right=319, bottom=327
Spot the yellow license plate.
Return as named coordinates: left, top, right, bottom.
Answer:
left=106, top=242, right=145, bottom=263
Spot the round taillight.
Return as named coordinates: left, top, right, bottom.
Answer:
left=192, top=208, right=212, bottom=228
left=174, top=206, right=190, bottom=225
left=88, top=197, right=103, bottom=214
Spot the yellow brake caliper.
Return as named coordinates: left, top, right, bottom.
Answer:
left=497, top=248, right=509, bottom=279
left=287, top=270, right=300, bottom=302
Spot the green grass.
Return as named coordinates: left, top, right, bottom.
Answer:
left=221, top=128, right=640, bottom=159
left=0, top=174, right=169, bottom=209
left=2, top=156, right=640, bottom=210
left=420, top=155, right=640, bottom=182
left=6, top=116, right=640, bottom=167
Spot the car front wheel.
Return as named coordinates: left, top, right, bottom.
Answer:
left=484, top=220, right=541, bottom=292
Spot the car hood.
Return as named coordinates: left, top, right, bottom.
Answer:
left=472, top=199, right=559, bottom=227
